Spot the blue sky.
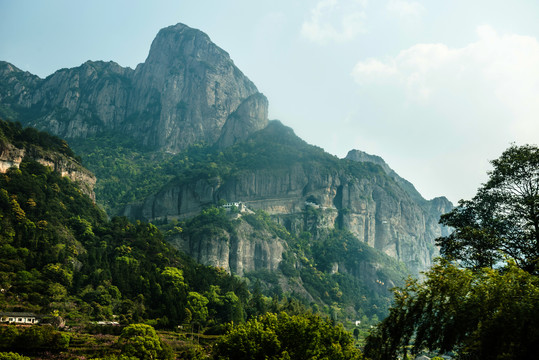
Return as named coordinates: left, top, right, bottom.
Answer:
left=2, top=0, right=539, bottom=203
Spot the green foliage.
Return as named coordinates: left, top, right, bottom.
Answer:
left=291, top=228, right=406, bottom=320
left=186, top=292, right=209, bottom=325
left=213, top=312, right=363, bottom=360
left=178, top=206, right=406, bottom=322
left=437, top=144, right=539, bottom=273
left=364, top=260, right=539, bottom=360
left=0, top=352, right=30, bottom=360
left=118, top=324, right=172, bottom=360
left=70, top=133, right=176, bottom=214
left=0, top=119, right=77, bottom=159
left=72, top=121, right=387, bottom=216
left=0, top=129, right=254, bottom=329
left=366, top=145, right=539, bottom=359
left=0, top=325, right=70, bottom=352
left=184, top=206, right=235, bottom=239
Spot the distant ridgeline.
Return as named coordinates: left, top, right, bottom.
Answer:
left=0, top=22, right=453, bottom=323
left=124, top=121, right=453, bottom=276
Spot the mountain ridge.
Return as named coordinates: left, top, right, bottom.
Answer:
left=123, top=121, right=452, bottom=275
left=0, top=22, right=452, bottom=277
left=0, top=23, right=268, bottom=153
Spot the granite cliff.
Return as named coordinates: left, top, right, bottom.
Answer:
left=1, top=23, right=451, bottom=278
left=0, top=120, right=96, bottom=200
left=124, top=122, right=452, bottom=275
left=0, top=23, right=268, bottom=153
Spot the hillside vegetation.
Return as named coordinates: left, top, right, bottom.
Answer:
left=1, top=121, right=342, bottom=358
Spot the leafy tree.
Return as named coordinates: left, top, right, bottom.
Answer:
left=213, top=312, right=363, bottom=360
left=0, top=121, right=256, bottom=328
left=0, top=353, right=30, bottom=360
left=117, top=324, right=172, bottom=360
left=0, top=327, right=20, bottom=349
left=437, top=144, right=539, bottom=272
left=365, top=145, right=539, bottom=360
left=0, top=325, right=71, bottom=352
left=364, top=260, right=539, bottom=360
left=186, top=292, right=209, bottom=325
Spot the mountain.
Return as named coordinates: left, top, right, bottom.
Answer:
left=0, top=22, right=452, bottom=278
left=0, top=119, right=263, bottom=331
left=0, top=23, right=268, bottom=153
left=124, top=121, right=452, bottom=275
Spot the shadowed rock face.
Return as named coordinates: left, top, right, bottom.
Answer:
left=124, top=123, right=453, bottom=275
left=0, top=23, right=452, bottom=277
left=0, top=23, right=268, bottom=153
left=170, top=217, right=286, bottom=277
left=0, top=142, right=96, bottom=201
left=126, top=162, right=451, bottom=275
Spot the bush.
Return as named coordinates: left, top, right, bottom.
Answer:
left=213, top=312, right=363, bottom=359
left=0, top=352, right=30, bottom=360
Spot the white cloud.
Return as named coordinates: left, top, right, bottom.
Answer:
left=352, top=58, right=397, bottom=80
left=301, top=0, right=367, bottom=44
left=352, top=26, right=539, bottom=134
left=386, top=0, right=425, bottom=19
left=349, top=25, right=539, bottom=201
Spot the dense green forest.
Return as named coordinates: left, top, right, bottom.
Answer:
left=0, top=120, right=249, bottom=327
left=0, top=120, right=364, bottom=358
left=71, top=121, right=387, bottom=215
left=69, top=120, right=408, bottom=326
left=3, top=117, right=537, bottom=359
left=171, top=205, right=407, bottom=324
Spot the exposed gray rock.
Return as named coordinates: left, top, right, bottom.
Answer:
left=170, top=215, right=285, bottom=276
left=0, top=23, right=452, bottom=277
left=124, top=141, right=452, bottom=275
left=0, top=143, right=96, bottom=200
left=346, top=149, right=425, bottom=203
left=0, top=23, right=268, bottom=153
left=217, top=93, right=269, bottom=148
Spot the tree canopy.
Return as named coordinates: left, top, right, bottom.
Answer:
left=213, top=312, right=363, bottom=360
left=364, top=144, right=539, bottom=359
left=363, top=260, right=539, bottom=360
left=118, top=324, right=172, bottom=360
left=437, top=144, right=539, bottom=273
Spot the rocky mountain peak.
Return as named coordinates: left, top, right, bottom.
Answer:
left=145, top=23, right=233, bottom=68
left=129, top=23, right=264, bottom=152
left=0, top=23, right=268, bottom=153
left=347, top=149, right=436, bottom=204
left=346, top=150, right=392, bottom=175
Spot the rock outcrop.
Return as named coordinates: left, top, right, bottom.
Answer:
left=171, top=216, right=285, bottom=276
left=0, top=142, right=96, bottom=200
left=0, top=23, right=268, bottom=153
left=1, top=23, right=452, bottom=277
left=124, top=123, right=453, bottom=275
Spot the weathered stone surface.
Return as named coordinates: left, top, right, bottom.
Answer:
left=0, top=143, right=96, bottom=200
left=124, top=144, right=453, bottom=275
left=217, top=93, right=269, bottom=148
left=170, top=215, right=285, bottom=276
left=0, top=23, right=268, bottom=153
left=0, top=23, right=452, bottom=277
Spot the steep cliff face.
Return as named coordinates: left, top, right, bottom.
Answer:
left=0, top=140, right=96, bottom=201
left=1, top=23, right=451, bottom=277
left=0, top=23, right=268, bottom=153
left=125, top=123, right=452, bottom=274
left=170, top=215, right=285, bottom=276
left=344, top=149, right=453, bottom=270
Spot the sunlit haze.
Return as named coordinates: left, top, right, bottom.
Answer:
left=2, top=0, right=538, bottom=204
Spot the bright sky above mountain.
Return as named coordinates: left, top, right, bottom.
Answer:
left=1, top=0, right=538, bottom=203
